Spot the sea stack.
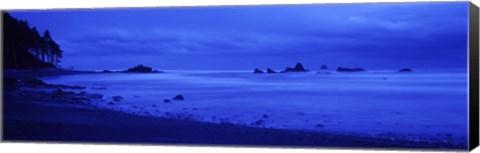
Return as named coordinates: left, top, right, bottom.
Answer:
left=123, top=64, right=154, bottom=73
left=399, top=68, right=413, bottom=72
left=320, top=64, right=328, bottom=69
left=282, top=63, right=308, bottom=72
left=336, top=67, right=365, bottom=72
left=254, top=68, right=264, bottom=73
left=173, top=94, right=184, bottom=101
left=267, top=68, right=277, bottom=73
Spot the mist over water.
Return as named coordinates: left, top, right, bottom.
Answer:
left=42, top=71, right=468, bottom=142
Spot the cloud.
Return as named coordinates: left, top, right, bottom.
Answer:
left=10, top=2, right=469, bottom=70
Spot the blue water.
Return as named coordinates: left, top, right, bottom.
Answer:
left=42, top=70, right=468, bottom=143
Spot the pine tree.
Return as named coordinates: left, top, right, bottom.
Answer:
left=3, top=12, right=63, bottom=69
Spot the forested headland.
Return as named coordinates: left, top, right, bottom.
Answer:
left=3, top=12, right=63, bottom=69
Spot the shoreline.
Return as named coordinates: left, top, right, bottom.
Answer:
left=2, top=69, right=468, bottom=150
left=3, top=69, right=97, bottom=79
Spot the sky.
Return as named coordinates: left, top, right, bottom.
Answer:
left=9, top=2, right=469, bottom=71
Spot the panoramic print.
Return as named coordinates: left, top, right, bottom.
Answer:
left=3, top=2, right=470, bottom=150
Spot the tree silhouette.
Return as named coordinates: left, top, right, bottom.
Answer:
left=3, top=12, right=63, bottom=69
left=42, top=30, right=52, bottom=64
left=49, top=39, right=62, bottom=66
left=30, top=27, right=42, bottom=61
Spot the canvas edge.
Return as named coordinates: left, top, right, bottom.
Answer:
left=469, top=1, right=480, bottom=151
left=0, top=10, right=5, bottom=142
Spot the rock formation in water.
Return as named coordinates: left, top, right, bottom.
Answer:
left=253, top=68, right=265, bottom=73
left=20, top=78, right=47, bottom=87
left=123, top=65, right=155, bottom=73
left=282, top=63, right=308, bottom=72
left=112, top=96, right=123, bottom=102
left=320, top=64, right=328, bottom=69
left=336, top=67, right=365, bottom=72
left=173, top=94, right=185, bottom=101
left=398, top=68, right=413, bottom=72
left=267, top=68, right=277, bottom=73
left=317, top=72, right=332, bottom=74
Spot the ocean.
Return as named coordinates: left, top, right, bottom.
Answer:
left=41, top=70, right=468, bottom=143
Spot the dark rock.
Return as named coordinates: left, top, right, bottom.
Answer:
left=52, top=88, right=70, bottom=95
left=320, top=64, right=328, bottom=69
left=112, top=96, right=123, bottom=102
left=336, top=67, right=365, bottom=72
left=19, top=78, right=85, bottom=89
left=88, top=94, right=104, bottom=99
left=282, top=63, right=308, bottom=72
left=163, top=99, right=171, bottom=103
left=21, top=78, right=47, bottom=87
left=263, top=114, right=269, bottom=118
left=255, top=119, right=265, bottom=125
left=293, top=63, right=306, bottom=71
left=316, top=124, right=324, bottom=128
left=108, top=101, right=115, bottom=105
left=266, top=68, right=277, bottom=73
left=124, top=64, right=154, bottom=73
left=51, top=84, right=86, bottom=89
left=317, top=72, right=332, bottom=74
left=253, top=68, right=264, bottom=73
left=51, top=89, right=75, bottom=101
left=220, top=121, right=234, bottom=125
left=352, top=68, right=365, bottom=71
left=173, top=94, right=184, bottom=101
left=399, top=68, right=413, bottom=72
left=219, top=118, right=232, bottom=125
left=102, top=70, right=113, bottom=73
left=72, top=97, right=89, bottom=102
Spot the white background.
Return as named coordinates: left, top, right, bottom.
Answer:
left=0, top=0, right=478, bottom=153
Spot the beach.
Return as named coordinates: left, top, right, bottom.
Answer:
left=1, top=69, right=468, bottom=150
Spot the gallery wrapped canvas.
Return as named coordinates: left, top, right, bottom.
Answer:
left=2, top=1, right=479, bottom=151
